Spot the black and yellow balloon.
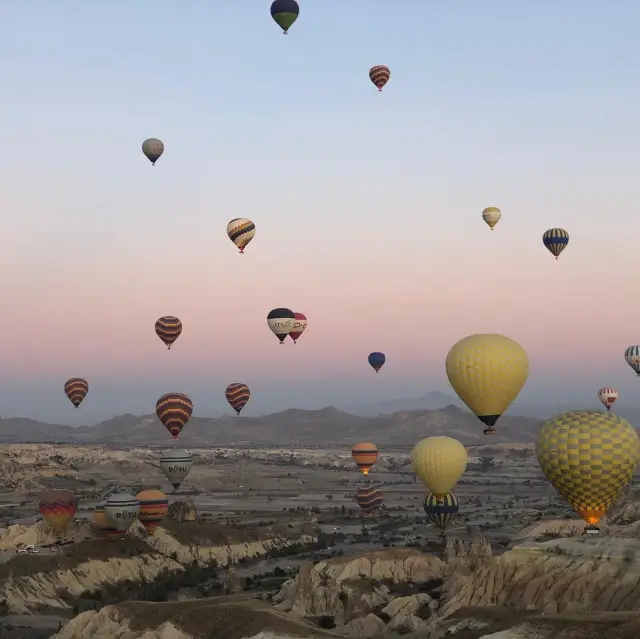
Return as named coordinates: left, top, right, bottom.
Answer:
left=445, top=334, right=529, bottom=435
left=536, top=410, right=640, bottom=527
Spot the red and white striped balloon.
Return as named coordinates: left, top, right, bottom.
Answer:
left=597, top=387, right=618, bottom=410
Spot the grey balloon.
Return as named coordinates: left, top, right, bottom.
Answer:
left=160, top=449, right=193, bottom=490
left=104, top=492, right=140, bottom=532
left=142, top=138, right=164, bottom=165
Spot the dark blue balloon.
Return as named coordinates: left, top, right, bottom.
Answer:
left=368, top=352, right=386, bottom=373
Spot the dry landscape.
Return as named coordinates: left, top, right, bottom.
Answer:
left=0, top=406, right=639, bottom=638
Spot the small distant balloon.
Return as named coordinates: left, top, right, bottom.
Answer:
left=267, top=308, right=295, bottom=344
left=424, top=492, right=459, bottom=533
left=225, top=383, right=251, bottom=415
left=288, top=312, right=307, bottom=343
left=160, top=449, right=193, bottom=491
left=156, top=393, right=193, bottom=439
left=369, top=65, right=391, bottom=91
left=356, top=485, right=384, bottom=515
left=542, top=228, right=569, bottom=259
left=142, top=138, right=164, bottom=166
left=352, top=441, right=379, bottom=476
left=624, top=345, right=640, bottom=376
left=227, top=218, right=256, bottom=254
left=64, top=378, right=89, bottom=408
left=481, top=207, right=501, bottom=230
left=597, top=387, right=618, bottom=411
left=368, top=352, right=386, bottom=373
left=270, top=0, right=299, bottom=34
left=155, top=316, right=182, bottom=350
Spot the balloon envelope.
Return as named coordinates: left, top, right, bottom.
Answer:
left=369, top=65, right=391, bottom=91
left=136, top=489, right=168, bottom=534
left=481, top=207, right=501, bottom=230
left=542, top=228, right=569, bottom=259
left=351, top=442, right=379, bottom=476
left=270, top=0, right=299, bottom=33
left=267, top=308, right=295, bottom=343
left=624, top=345, right=640, bottom=376
left=445, top=334, right=529, bottom=433
left=597, top=387, right=618, bottom=410
left=64, top=378, right=89, bottom=408
left=155, top=316, right=182, bottom=349
left=289, top=312, right=307, bottom=343
left=156, top=393, right=193, bottom=439
left=160, top=449, right=193, bottom=490
left=93, top=502, right=120, bottom=538
left=142, top=138, right=164, bottom=165
left=227, top=218, right=256, bottom=253
left=424, top=492, right=459, bottom=532
left=39, top=489, right=78, bottom=534
left=411, top=436, right=467, bottom=498
left=105, top=492, right=140, bottom=532
left=536, top=410, right=640, bottom=525
left=368, top=352, right=386, bottom=373
left=356, top=485, right=384, bottom=514
left=225, top=383, right=250, bottom=415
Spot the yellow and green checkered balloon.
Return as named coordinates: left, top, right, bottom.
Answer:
left=536, top=410, right=640, bottom=524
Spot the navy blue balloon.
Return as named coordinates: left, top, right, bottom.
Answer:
left=368, top=352, right=386, bottom=373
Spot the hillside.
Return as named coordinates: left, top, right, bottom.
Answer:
left=0, top=405, right=544, bottom=446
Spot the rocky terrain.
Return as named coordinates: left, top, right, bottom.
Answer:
left=0, top=405, right=545, bottom=446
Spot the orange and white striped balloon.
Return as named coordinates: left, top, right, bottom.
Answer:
left=597, top=387, right=618, bottom=411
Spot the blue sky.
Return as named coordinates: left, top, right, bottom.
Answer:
left=2, top=2, right=640, bottom=423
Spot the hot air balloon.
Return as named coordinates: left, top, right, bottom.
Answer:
left=160, top=449, right=193, bottom=491
left=368, top=352, right=386, bottom=373
left=536, top=410, right=640, bottom=533
left=288, top=312, right=307, bottom=343
left=267, top=308, right=295, bottom=344
left=270, top=0, right=299, bottom=34
left=369, top=65, right=390, bottom=91
left=445, top=334, right=529, bottom=435
left=105, top=492, right=140, bottom=532
left=597, top=387, right=618, bottom=411
left=64, top=378, right=89, bottom=408
left=142, top=138, right=164, bottom=165
left=351, top=442, right=379, bottom=476
left=39, top=489, right=78, bottom=535
left=356, top=485, right=384, bottom=515
left=411, top=437, right=467, bottom=503
left=227, top=218, right=256, bottom=254
left=93, top=502, right=120, bottom=538
left=225, top=383, right=250, bottom=415
left=156, top=393, right=193, bottom=439
left=136, top=489, right=168, bottom=534
left=624, top=345, right=640, bottom=376
left=155, top=316, right=182, bottom=349
left=424, top=492, right=459, bottom=533
left=542, top=228, right=569, bottom=259
left=481, top=207, right=501, bottom=230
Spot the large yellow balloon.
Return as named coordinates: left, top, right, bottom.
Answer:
left=536, top=410, right=640, bottom=525
left=411, top=436, right=467, bottom=499
left=445, top=334, right=529, bottom=433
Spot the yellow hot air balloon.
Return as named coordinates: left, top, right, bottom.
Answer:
left=445, top=334, right=529, bottom=435
left=411, top=436, right=467, bottom=502
left=536, top=410, right=640, bottom=531
left=481, top=206, right=501, bottom=230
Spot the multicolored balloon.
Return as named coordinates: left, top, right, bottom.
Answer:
left=288, top=312, right=307, bottom=343
left=160, top=449, right=193, bottom=491
left=39, top=489, right=77, bottom=534
left=356, top=485, right=384, bottom=515
left=227, top=218, right=256, bottom=254
left=142, top=138, right=164, bottom=166
left=267, top=308, right=295, bottom=344
left=225, top=382, right=251, bottom=415
left=597, top=387, right=618, bottom=411
left=105, top=492, right=140, bottom=532
left=481, top=207, right=501, bottom=230
left=412, top=436, right=467, bottom=501
left=93, top=502, right=120, bottom=538
left=156, top=393, right=193, bottom=439
left=136, top=489, right=169, bottom=534
left=64, top=378, right=89, bottom=408
left=369, top=65, right=391, bottom=91
left=445, top=334, right=529, bottom=435
left=536, top=410, right=640, bottom=529
left=424, top=492, right=459, bottom=532
left=542, top=228, right=569, bottom=259
left=368, top=352, right=386, bottom=373
left=155, top=316, right=182, bottom=350
left=270, top=0, right=299, bottom=34
left=351, top=442, right=379, bottom=476
left=624, top=345, right=640, bottom=376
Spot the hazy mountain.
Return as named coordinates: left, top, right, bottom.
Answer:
left=343, top=391, right=463, bottom=416
left=0, top=404, right=544, bottom=447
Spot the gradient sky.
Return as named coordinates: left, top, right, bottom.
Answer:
left=1, top=2, right=640, bottom=424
